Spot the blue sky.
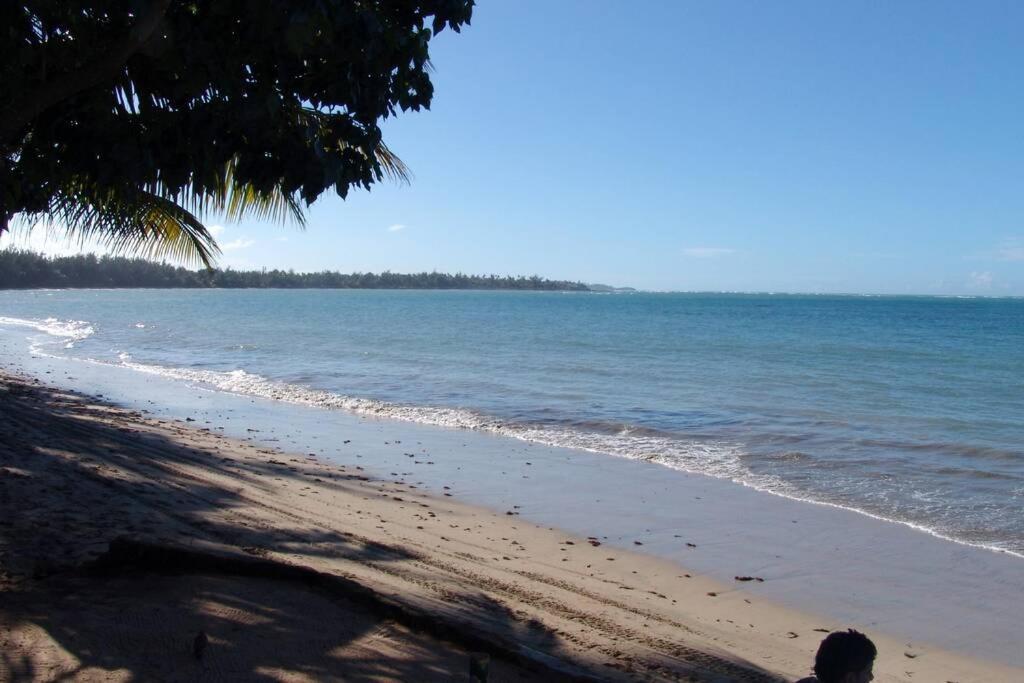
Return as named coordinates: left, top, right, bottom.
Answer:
left=6, top=1, right=1024, bottom=294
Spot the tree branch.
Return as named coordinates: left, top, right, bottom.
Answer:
left=0, top=0, right=172, bottom=143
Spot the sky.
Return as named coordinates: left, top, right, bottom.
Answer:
left=4, top=0, right=1023, bottom=294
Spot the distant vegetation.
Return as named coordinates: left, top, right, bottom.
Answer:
left=0, top=250, right=591, bottom=291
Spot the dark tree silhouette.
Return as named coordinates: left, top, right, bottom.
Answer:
left=0, top=1, right=474, bottom=264
left=0, top=250, right=590, bottom=291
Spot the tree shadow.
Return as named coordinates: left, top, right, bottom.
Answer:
left=2, top=567, right=561, bottom=682
left=0, top=376, right=782, bottom=682
left=0, top=377, right=423, bottom=575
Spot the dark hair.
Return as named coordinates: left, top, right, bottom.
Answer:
left=813, top=629, right=877, bottom=682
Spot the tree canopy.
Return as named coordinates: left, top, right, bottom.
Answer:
left=0, top=250, right=591, bottom=291
left=0, top=1, right=473, bottom=264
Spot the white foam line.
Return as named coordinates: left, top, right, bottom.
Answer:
left=728, top=474, right=1024, bottom=560
left=111, top=356, right=745, bottom=470
left=96, top=356, right=1024, bottom=560
left=0, top=315, right=95, bottom=353
left=559, top=440, right=1024, bottom=560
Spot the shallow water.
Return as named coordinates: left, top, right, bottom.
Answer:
left=1, top=289, right=1022, bottom=555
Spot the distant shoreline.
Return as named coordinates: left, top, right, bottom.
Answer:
left=0, top=250, right=642, bottom=292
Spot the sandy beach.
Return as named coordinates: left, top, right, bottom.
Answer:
left=1, top=369, right=1017, bottom=682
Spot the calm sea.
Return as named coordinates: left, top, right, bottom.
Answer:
left=2, top=289, right=1022, bottom=556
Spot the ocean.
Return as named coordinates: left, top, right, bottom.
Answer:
left=2, top=289, right=1022, bottom=557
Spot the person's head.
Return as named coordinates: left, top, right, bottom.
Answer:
left=813, top=629, right=876, bottom=683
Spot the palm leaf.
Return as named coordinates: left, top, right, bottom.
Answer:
left=373, top=141, right=411, bottom=184
left=25, top=185, right=221, bottom=268
left=290, top=107, right=412, bottom=184
left=178, top=161, right=307, bottom=227
left=11, top=128, right=409, bottom=267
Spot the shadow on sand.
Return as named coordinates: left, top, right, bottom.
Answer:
left=2, top=538, right=572, bottom=682
left=0, top=375, right=782, bottom=682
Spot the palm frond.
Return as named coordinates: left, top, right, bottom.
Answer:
left=11, top=125, right=408, bottom=267
left=134, top=158, right=306, bottom=229
left=291, top=107, right=412, bottom=184
left=209, top=162, right=307, bottom=226
left=34, top=185, right=221, bottom=268
left=374, top=141, right=411, bottom=184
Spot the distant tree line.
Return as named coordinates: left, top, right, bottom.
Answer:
left=0, top=250, right=591, bottom=291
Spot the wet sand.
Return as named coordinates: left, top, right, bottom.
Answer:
left=1, top=369, right=1017, bottom=682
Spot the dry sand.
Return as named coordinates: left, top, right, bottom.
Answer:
left=0, top=370, right=1017, bottom=682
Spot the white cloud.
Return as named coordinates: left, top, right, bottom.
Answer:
left=972, top=238, right=1024, bottom=262
left=968, top=271, right=993, bottom=289
left=221, top=238, right=255, bottom=251
left=996, top=240, right=1024, bottom=262
left=387, top=224, right=406, bottom=232
left=0, top=222, right=108, bottom=257
left=209, top=224, right=226, bottom=237
left=683, top=247, right=735, bottom=258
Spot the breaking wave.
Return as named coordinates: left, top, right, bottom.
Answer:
left=112, top=356, right=753, bottom=482
left=80, top=356, right=1024, bottom=557
left=0, top=315, right=95, bottom=352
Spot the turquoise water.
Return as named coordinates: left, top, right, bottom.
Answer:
left=2, top=289, right=1023, bottom=555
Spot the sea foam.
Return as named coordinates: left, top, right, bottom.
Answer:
left=0, top=315, right=95, bottom=351
left=111, top=355, right=752, bottom=480
left=100, top=354, right=1024, bottom=558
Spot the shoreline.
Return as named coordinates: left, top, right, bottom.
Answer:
left=3, top=318, right=1022, bottom=667
left=1, top=368, right=1018, bottom=681
left=99, top=354, right=1024, bottom=563
left=3, top=309, right=1019, bottom=563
